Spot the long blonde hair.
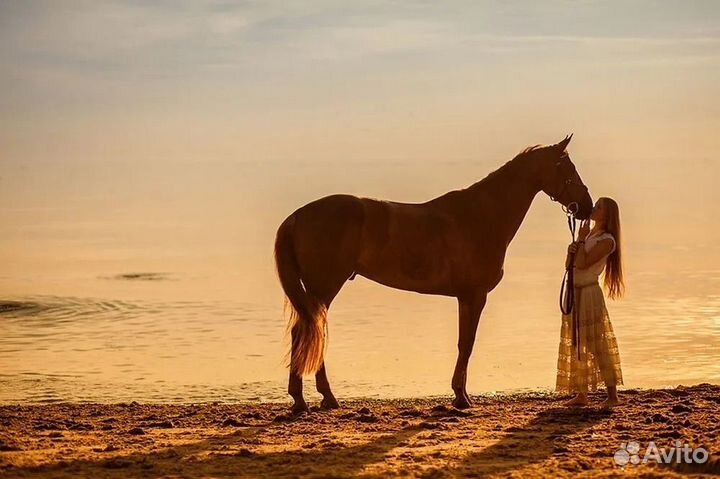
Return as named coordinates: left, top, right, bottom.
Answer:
left=600, top=197, right=625, bottom=299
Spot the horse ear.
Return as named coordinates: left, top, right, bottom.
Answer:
left=555, top=133, right=573, bottom=152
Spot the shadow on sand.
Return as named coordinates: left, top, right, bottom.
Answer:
left=11, top=423, right=420, bottom=478
left=9, top=407, right=610, bottom=478
left=447, top=406, right=611, bottom=477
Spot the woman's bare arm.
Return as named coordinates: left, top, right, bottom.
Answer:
left=574, top=238, right=614, bottom=269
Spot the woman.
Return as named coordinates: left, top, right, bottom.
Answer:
left=556, top=196, right=625, bottom=408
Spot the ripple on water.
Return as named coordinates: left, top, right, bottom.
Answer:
left=104, top=272, right=173, bottom=281
left=0, top=300, right=44, bottom=315
left=0, top=294, right=276, bottom=404
left=2, top=274, right=718, bottom=404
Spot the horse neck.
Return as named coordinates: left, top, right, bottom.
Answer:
left=464, top=159, right=542, bottom=245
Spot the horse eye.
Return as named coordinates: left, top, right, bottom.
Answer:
left=555, top=161, right=562, bottom=167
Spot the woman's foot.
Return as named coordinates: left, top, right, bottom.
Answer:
left=600, top=385, right=620, bottom=409
left=563, top=393, right=588, bottom=407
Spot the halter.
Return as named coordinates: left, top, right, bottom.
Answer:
left=550, top=177, right=588, bottom=206
left=549, top=153, right=588, bottom=208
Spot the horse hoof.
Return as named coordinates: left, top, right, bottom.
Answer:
left=320, top=396, right=340, bottom=410
left=452, top=396, right=472, bottom=409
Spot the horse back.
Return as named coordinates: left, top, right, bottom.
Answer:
left=354, top=198, right=470, bottom=295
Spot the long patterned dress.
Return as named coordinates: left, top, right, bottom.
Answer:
left=556, top=230, right=623, bottom=393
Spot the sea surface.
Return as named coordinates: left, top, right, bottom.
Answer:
left=1, top=157, right=718, bottom=403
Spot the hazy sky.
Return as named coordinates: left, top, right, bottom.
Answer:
left=2, top=0, right=719, bottom=164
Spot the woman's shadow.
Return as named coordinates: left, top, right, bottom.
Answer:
left=446, top=405, right=611, bottom=477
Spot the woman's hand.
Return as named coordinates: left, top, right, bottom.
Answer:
left=565, top=242, right=578, bottom=269
left=577, top=220, right=590, bottom=240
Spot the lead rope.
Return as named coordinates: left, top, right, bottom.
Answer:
left=559, top=204, right=581, bottom=360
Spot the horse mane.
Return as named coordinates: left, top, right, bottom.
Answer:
left=467, top=144, right=542, bottom=189
left=517, top=145, right=542, bottom=157
left=428, top=144, right=545, bottom=205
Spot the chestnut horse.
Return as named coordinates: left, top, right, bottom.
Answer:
left=275, top=135, right=592, bottom=413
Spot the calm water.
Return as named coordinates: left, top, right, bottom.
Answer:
left=1, top=157, right=718, bottom=403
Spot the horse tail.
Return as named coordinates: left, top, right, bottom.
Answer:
left=274, top=214, right=327, bottom=376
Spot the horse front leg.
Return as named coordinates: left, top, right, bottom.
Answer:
left=451, top=292, right=488, bottom=409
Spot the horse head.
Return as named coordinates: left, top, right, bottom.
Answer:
left=537, top=134, right=593, bottom=220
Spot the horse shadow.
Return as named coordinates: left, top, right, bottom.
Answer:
left=10, top=420, right=422, bottom=478
left=8, top=406, right=610, bottom=478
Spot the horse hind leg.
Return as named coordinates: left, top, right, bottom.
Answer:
left=316, top=362, right=339, bottom=409
left=288, top=300, right=341, bottom=413
left=284, top=196, right=364, bottom=412
left=300, top=265, right=355, bottom=411
left=308, top=285, right=348, bottom=410
left=284, top=268, right=352, bottom=414
left=288, top=316, right=312, bottom=414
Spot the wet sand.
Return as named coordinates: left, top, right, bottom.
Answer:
left=1, top=384, right=718, bottom=478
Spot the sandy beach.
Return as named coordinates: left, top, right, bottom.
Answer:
left=1, top=384, right=718, bottom=478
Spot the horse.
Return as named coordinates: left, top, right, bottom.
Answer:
left=274, top=135, right=592, bottom=413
